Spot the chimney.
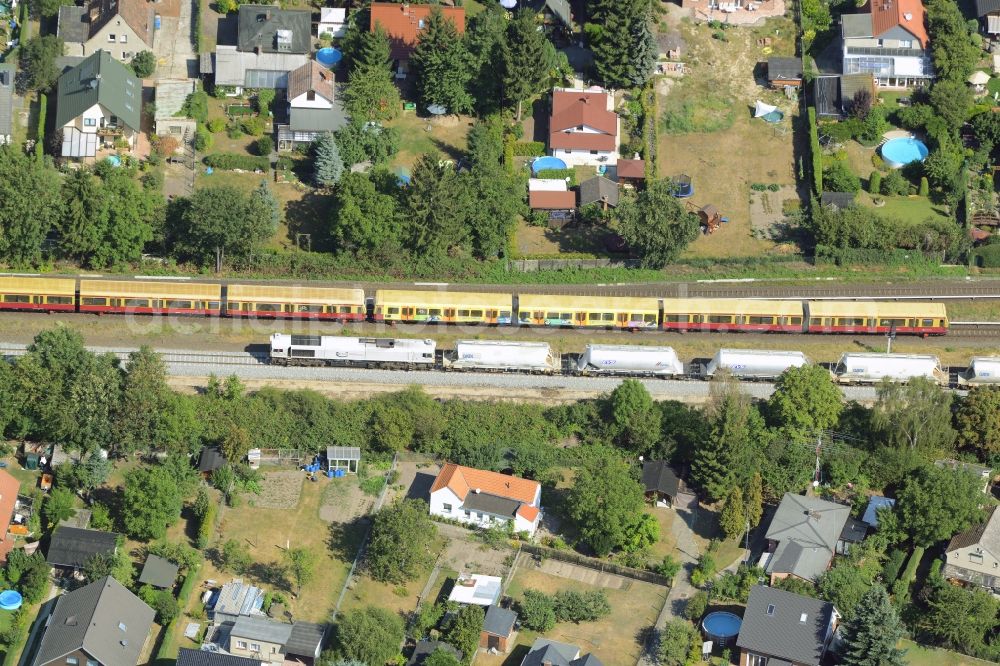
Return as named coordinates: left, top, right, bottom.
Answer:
left=807, top=510, right=822, bottom=521
left=601, top=195, right=608, bottom=212
left=255, top=45, right=261, bottom=55
left=475, top=488, right=481, bottom=494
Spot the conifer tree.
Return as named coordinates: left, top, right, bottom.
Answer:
left=719, top=486, right=746, bottom=540
left=411, top=8, right=473, bottom=114
left=500, top=10, right=551, bottom=119
left=312, top=132, right=344, bottom=188
left=692, top=379, right=763, bottom=502
left=588, top=0, right=655, bottom=88
left=840, top=584, right=906, bottom=666
left=745, top=472, right=764, bottom=529
left=343, top=27, right=400, bottom=121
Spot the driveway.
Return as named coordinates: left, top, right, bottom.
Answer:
left=153, top=0, right=198, bottom=80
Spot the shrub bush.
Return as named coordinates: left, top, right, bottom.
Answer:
left=276, top=155, right=294, bottom=171
left=203, top=153, right=269, bottom=171
left=183, top=91, right=209, bottom=123
left=535, top=168, right=575, bottom=185
left=196, top=503, right=217, bottom=549
left=195, top=126, right=213, bottom=152
left=241, top=116, right=265, bottom=137
left=254, top=136, right=273, bottom=156
left=882, top=548, right=907, bottom=583
left=891, top=546, right=924, bottom=604
left=226, top=122, right=244, bottom=139
left=868, top=171, right=882, bottom=195
left=519, top=590, right=556, bottom=632
left=975, top=243, right=1000, bottom=267
left=881, top=169, right=909, bottom=196
left=683, top=590, right=708, bottom=620
left=513, top=141, right=546, bottom=156
left=823, top=160, right=861, bottom=193
left=808, top=107, right=822, bottom=194
left=552, top=590, right=611, bottom=623
left=918, top=176, right=929, bottom=196
left=206, top=118, right=227, bottom=133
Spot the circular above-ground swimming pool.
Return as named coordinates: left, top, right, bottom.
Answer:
left=105, top=155, right=121, bottom=167
left=702, top=611, right=742, bottom=647
left=532, top=156, right=567, bottom=173
left=0, top=590, right=22, bottom=611
left=315, top=47, right=342, bottom=68
left=881, top=137, right=928, bottom=168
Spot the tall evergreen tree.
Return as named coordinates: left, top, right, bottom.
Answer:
left=250, top=180, right=281, bottom=231
left=588, top=0, right=654, bottom=88
left=411, top=7, right=473, bottom=114
left=745, top=472, right=764, bottom=528
left=343, top=27, right=400, bottom=122
left=840, top=584, right=906, bottom=666
left=464, top=3, right=507, bottom=113
left=405, top=153, right=471, bottom=256
left=692, top=378, right=764, bottom=502
left=500, top=10, right=551, bottom=119
left=313, top=132, right=345, bottom=187
left=719, top=486, right=746, bottom=540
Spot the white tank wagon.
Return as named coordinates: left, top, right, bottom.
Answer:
left=443, top=340, right=556, bottom=373
left=577, top=344, right=684, bottom=376
left=833, top=353, right=944, bottom=384
left=702, top=349, right=809, bottom=380
left=269, top=334, right=436, bottom=368
left=957, top=357, right=1000, bottom=386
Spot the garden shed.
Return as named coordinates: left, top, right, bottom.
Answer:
left=326, top=447, right=360, bottom=474
left=139, top=554, right=179, bottom=589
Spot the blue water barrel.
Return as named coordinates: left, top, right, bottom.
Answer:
left=154, top=14, right=161, bottom=29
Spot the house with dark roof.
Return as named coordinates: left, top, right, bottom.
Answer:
left=578, top=176, right=619, bottom=209
left=767, top=56, right=803, bottom=88
left=46, top=526, right=119, bottom=574
left=974, top=0, right=1000, bottom=38
left=57, top=0, right=154, bottom=62
left=429, top=463, right=542, bottom=536
left=213, top=5, right=311, bottom=91
left=199, top=446, right=227, bottom=477
left=841, top=0, right=933, bottom=88
left=814, top=75, right=842, bottom=118
left=527, top=0, right=573, bottom=32
left=32, top=576, right=155, bottom=666
left=176, top=648, right=263, bottom=666
left=641, top=461, right=693, bottom=508
left=519, top=638, right=602, bottom=666
left=0, top=63, right=13, bottom=146
left=943, top=505, right=1000, bottom=593
left=370, top=2, right=465, bottom=75
left=406, top=641, right=462, bottom=666
left=480, top=605, right=517, bottom=653
left=138, top=554, right=179, bottom=589
left=277, top=60, right=349, bottom=150
left=549, top=87, right=620, bottom=167
left=736, top=585, right=840, bottom=666
left=55, top=50, right=141, bottom=160
left=762, top=493, right=852, bottom=584
left=227, top=616, right=325, bottom=666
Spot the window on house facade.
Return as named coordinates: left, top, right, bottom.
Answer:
left=307, top=90, right=315, bottom=101
left=746, top=655, right=767, bottom=666
left=237, top=641, right=248, bottom=649
left=250, top=644, right=260, bottom=652
left=120, top=34, right=127, bottom=42
left=86, top=660, right=97, bottom=666
left=970, top=553, right=984, bottom=565
left=109, top=34, right=116, bottom=41
left=442, top=503, right=452, bottom=513
left=84, top=118, right=96, bottom=126
left=66, top=658, right=79, bottom=666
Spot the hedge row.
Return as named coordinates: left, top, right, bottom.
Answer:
left=808, top=107, right=822, bottom=195
left=203, top=153, right=269, bottom=171
left=973, top=243, right=1000, bottom=268
left=196, top=502, right=217, bottom=549
left=814, top=245, right=938, bottom=267
left=890, top=546, right=924, bottom=604
left=154, top=562, right=202, bottom=662
left=513, top=141, right=546, bottom=157
left=535, top=168, right=575, bottom=185
left=36, top=94, right=46, bottom=161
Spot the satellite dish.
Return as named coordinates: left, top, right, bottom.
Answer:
left=427, top=104, right=447, bottom=116
left=500, top=0, right=517, bottom=8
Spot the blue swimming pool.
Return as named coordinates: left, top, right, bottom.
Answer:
left=0, top=590, right=22, bottom=611
left=532, top=156, right=567, bottom=173
left=105, top=155, right=121, bottom=167
left=881, top=137, right=928, bottom=168
left=702, top=611, right=742, bottom=646
left=316, top=47, right=342, bottom=68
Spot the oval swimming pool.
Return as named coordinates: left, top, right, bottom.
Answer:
left=532, top=156, right=567, bottom=173
left=0, top=590, right=22, bottom=611
left=316, top=47, right=342, bottom=68
left=881, top=137, right=928, bottom=169
left=702, top=611, right=742, bottom=647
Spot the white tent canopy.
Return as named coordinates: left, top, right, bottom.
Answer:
left=968, top=70, right=991, bottom=86
left=753, top=100, right=778, bottom=118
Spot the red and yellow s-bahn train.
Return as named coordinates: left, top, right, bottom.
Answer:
left=0, top=276, right=950, bottom=336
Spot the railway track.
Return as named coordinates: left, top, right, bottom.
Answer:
left=948, top=322, right=1000, bottom=337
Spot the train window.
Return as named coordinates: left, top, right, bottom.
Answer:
left=416, top=308, right=428, bottom=316
left=470, top=310, right=483, bottom=318
left=790, top=317, right=802, bottom=325
left=32, top=296, right=42, bottom=304
left=588, top=312, right=603, bottom=321
left=208, top=302, right=221, bottom=309
left=339, top=306, right=353, bottom=313
left=291, top=335, right=321, bottom=346
left=664, top=314, right=688, bottom=323
left=297, top=305, right=323, bottom=313
left=878, top=318, right=905, bottom=327
left=458, top=309, right=470, bottom=317
left=256, top=303, right=282, bottom=312
left=82, top=297, right=107, bottom=306
left=809, top=317, right=825, bottom=326
left=545, top=312, right=559, bottom=319
left=747, top=316, right=775, bottom=325
left=500, top=311, right=511, bottom=319
left=290, top=349, right=316, bottom=358
left=388, top=307, right=400, bottom=315
left=708, top=315, right=733, bottom=324
left=46, top=296, right=72, bottom=305
left=125, top=299, right=149, bottom=308
left=167, top=300, right=194, bottom=309
left=642, top=314, right=656, bottom=323
left=3, top=295, right=29, bottom=303
left=560, top=313, right=572, bottom=321
left=429, top=309, right=442, bottom=316
left=840, top=318, right=867, bottom=327
left=227, top=302, right=241, bottom=310
left=921, top=319, right=934, bottom=327
left=519, top=312, right=531, bottom=321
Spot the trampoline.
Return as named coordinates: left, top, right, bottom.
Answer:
left=881, top=137, right=928, bottom=169
left=532, top=156, right=567, bottom=174
left=316, top=47, right=342, bottom=68
left=0, top=590, right=22, bottom=611
left=702, top=611, right=742, bottom=647
left=671, top=174, right=693, bottom=198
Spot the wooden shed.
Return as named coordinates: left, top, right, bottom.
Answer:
left=698, top=204, right=722, bottom=233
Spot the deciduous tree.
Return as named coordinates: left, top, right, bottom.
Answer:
left=0, top=147, right=62, bottom=265
left=441, top=604, right=483, bottom=663
left=130, top=51, right=156, bottom=78
left=221, top=539, right=252, bottom=575
left=608, top=379, right=660, bottom=454
left=895, top=464, right=984, bottom=547
left=615, top=178, right=699, bottom=268
left=19, top=36, right=64, bottom=92
left=955, top=385, right=1000, bottom=458
left=330, top=170, right=405, bottom=258
left=122, top=464, right=184, bottom=541
left=283, top=547, right=317, bottom=595
left=335, top=606, right=404, bottom=666
left=114, top=346, right=170, bottom=456
left=871, top=377, right=956, bottom=453
left=567, top=457, right=647, bottom=556
left=921, top=579, right=1000, bottom=654
left=767, top=365, right=844, bottom=441
left=818, top=540, right=883, bottom=619
left=366, top=498, right=437, bottom=583
left=658, top=619, right=695, bottom=666
left=174, top=185, right=276, bottom=265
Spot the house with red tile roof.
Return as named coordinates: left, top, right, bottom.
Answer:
left=58, top=0, right=154, bottom=63
left=548, top=87, right=619, bottom=167
left=841, top=0, right=932, bottom=88
left=370, top=2, right=465, bottom=75
left=429, top=463, right=542, bottom=536
left=0, top=470, right=20, bottom=562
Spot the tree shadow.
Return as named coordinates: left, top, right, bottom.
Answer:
left=248, top=560, right=290, bottom=591
left=430, top=137, right=466, bottom=164
left=327, top=515, right=370, bottom=563
left=285, top=190, right=335, bottom=252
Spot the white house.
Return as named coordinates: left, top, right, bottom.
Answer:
left=429, top=463, right=542, bottom=536
left=277, top=60, right=348, bottom=151
left=317, top=7, right=347, bottom=39
left=548, top=87, right=619, bottom=167
left=841, top=0, right=932, bottom=88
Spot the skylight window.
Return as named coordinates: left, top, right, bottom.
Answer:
left=766, top=605, right=775, bottom=616
left=799, top=613, right=808, bottom=622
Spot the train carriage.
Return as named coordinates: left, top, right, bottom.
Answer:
left=373, top=290, right=513, bottom=325
left=0, top=277, right=76, bottom=312
left=702, top=348, right=809, bottom=379
left=78, top=280, right=221, bottom=315
left=443, top=340, right=556, bottom=373
left=269, top=334, right=435, bottom=368
left=833, top=352, right=945, bottom=384
left=226, top=285, right=366, bottom=320
left=661, top=299, right=804, bottom=333
left=805, top=301, right=948, bottom=336
left=957, top=357, right=1000, bottom=386
left=577, top=344, right=684, bottom=376
left=517, top=295, right=659, bottom=329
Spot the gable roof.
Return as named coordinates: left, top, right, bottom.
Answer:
left=407, top=641, right=462, bottom=666
left=0, top=470, right=19, bottom=537
left=288, top=61, right=335, bottom=104
left=767, top=56, right=803, bottom=81
left=198, top=446, right=226, bottom=473
left=947, top=505, right=1000, bottom=556
left=431, top=463, right=540, bottom=505
left=820, top=191, right=856, bottom=210
left=616, top=159, right=645, bottom=179
left=138, top=554, right=179, bottom=588
left=764, top=493, right=850, bottom=581
left=737, top=585, right=836, bottom=665
left=231, top=616, right=293, bottom=645
left=59, top=0, right=153, bottom=48
left=814, top=75, right=842, bottom=117
left=521, top=638, right=579, bottom=666
left=33, top=577, right=154, bottom=666
left=286, top=622, right=326, bottom=657
left=370, top=2, right=466, bottom=60
left=579, top=176, right=620, bottom=207
left=550, top=89, right=617, bottom=151
left=867, top=0, right=929, bottom=46
left=238, top=5, right=311, bottom=54
left=540, top=0, right=573, bottom=27
left=528, top=189, right=574, bottom=209
left=862, top=496, right=896, bottom=528
left=483, top=605, right=517, bottom=637
left=177, top=648, right=264, bottom=666
left=46, top=526, right=119, bottom=569
left=641, top=461, right=680, bottom=497
left=976, top=0, right=1000, bottom=17
left=55, top=50, right=141, bottom=131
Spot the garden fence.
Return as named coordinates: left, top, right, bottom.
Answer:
left=519, top=543, right=672, bottom=587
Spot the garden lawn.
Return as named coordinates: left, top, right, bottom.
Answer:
left=499, top=565, right=667, bottom=666
left=855, top=192, right=951, bottom=225
left=339, top=535, right=446, bottom=616
left=901, top=640, right=996, bottom=666
left=386, top=113, right=472, bottom=171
